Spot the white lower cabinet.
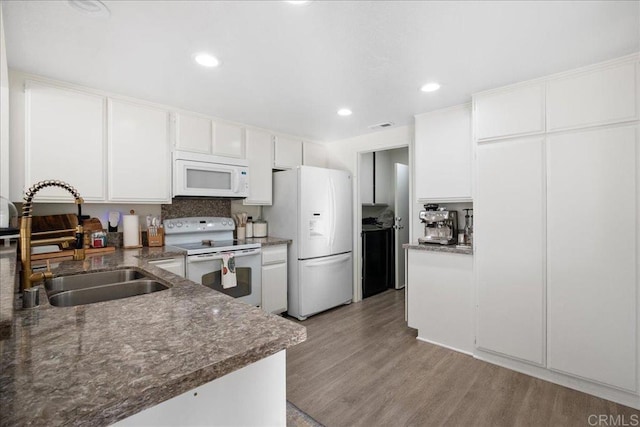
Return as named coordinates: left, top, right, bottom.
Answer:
left=261, top=244, right=287, bottom=314
left=115, top=350, right=286, bottom=427
left=148, top=256, right=185, bottom=278
left=546, top=125, right=637, bottom=392
left=407, top=249, right=474, bottom=354
left=475, top=137, right=546, bottom=365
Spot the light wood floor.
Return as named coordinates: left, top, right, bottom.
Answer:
left=286, top=289, right=640, bottom=427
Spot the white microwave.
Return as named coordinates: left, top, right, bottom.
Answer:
left=173, top=151, right=249, bottom=198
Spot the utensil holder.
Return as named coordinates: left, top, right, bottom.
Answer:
left=236, top=226, right=246, bottom=240
left=148, top=227, right=164, bottom=247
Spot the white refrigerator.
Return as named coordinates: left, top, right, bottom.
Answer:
left=264, top=166, right=353, bottom=320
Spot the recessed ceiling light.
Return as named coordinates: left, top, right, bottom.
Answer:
left=67, top=0, right=110, bottom=18
left=421, top=82, right=441, bottom=92
left=194, top=53, right=220, bottom=68
left=337, top=108, right=352, bottom=117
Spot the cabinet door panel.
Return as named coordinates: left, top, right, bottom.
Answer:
left=176, top=113, right=212, bottom=153
left=213, top=121, right=245, bottom=159
left=547, top=126, right=637, bottom=391
left=108, top=99, right=170, bottom=202
left=476, top=137, right=545, bottom=365
left=407, top=250, right=474, bottom=354
left=244, top=129, right=273, bottom=205
left=374, top=150, right=391, bottom=206
left=360, top=152, right=373, bottom=205
left=475, top=83, right=545, bottom=140
left=303, top=141, right=328, bottom=168
left=547, top=62, right=638, bottom=131
left=26, top=82, right=106, bottom=201
left=273, top=136, right=302, bottom=169
left=262, top=262, right=287, bottom=314
left=415, top=104, right=472, bottom=201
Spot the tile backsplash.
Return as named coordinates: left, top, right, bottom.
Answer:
left=161, top=198, right=231, bottom=219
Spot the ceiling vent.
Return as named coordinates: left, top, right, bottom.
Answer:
left=368, top=122, right=395, bottom=130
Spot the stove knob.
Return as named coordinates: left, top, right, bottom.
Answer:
left=167, top=223, right=174, bottom=229
left=176, top=222, right=183, bottom=228
left=222, top=220, right=228, bottom=226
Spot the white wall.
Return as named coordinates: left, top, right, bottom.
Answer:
left=325, top=125, right=413, bottom=302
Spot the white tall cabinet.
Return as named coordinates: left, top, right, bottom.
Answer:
left=475, top=137, right=545, bottom=365
left=546, top=125, right=637, bottom=392
left=473, top=54, right=639, bottom=406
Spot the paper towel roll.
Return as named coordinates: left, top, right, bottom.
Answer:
left=123, top=215, right=140, bottom=248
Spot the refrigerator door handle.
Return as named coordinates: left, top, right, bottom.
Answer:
left=304, top=254, right=350, bottom=268
left=329, top=177, right=336, bottom=251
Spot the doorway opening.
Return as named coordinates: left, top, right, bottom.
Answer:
left=358, top=147, right=409, bottom=301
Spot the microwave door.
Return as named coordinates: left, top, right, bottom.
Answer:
left=186, top=168, right=232, bottom=191
left=175, top=160, right=235, bottom=197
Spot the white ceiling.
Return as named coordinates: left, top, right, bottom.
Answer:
left=3, top=1, right=639, bottom=141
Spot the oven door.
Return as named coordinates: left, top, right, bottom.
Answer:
left=186, top=248, right=261, bottom=306
left=174, top=159, right=249, bottom=198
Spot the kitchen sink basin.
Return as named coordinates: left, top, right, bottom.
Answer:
left=48, top=280, right=169, bottom=307
left=45, top=269, right=151, bottom=293
left=44, top=268, right=170, bottom=307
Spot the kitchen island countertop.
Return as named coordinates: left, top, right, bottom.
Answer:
left=0, top=244, right=306, bottom=427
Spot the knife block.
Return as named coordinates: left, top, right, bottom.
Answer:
left=147, top=227, right=164, bottom=247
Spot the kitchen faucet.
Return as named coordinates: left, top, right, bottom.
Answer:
left=20, top=180, right=85, bottom=304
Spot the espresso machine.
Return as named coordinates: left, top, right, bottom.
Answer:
left=418, top=204, right=458, bottom=245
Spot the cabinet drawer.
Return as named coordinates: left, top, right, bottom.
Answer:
left=262, top=245, right=287, bottom=265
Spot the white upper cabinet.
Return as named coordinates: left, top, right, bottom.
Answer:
left=24, top=81, right=106, bottom=202
left=546, top=61, right=638, bottom=131
left=273, top=135, right=302, bottom=169
left=175, top=112, right=245, bottom=159
left=475, top=137, right=545, bottom=366
left=546, top=125, right=637, bottom=392
left=175, top=112, right=212, bottom=154
left=243, top=128, right=273, bottom=206
left=474, top=82, right=545, bottom=141
left=213, top=121, right=245, bottom=159
left=302, top=141, right=328, bottom=168
left=414, top=104, right=472, bottom=202
left=108, top=99, right=171, bottom=203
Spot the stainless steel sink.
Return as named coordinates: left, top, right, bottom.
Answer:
left=45, top=269, right=150, bottom=292
left=44, top=268, right=170, bottom=307
left=48, top=280, right=169, bottom=307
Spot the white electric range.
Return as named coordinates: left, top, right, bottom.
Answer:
left=164, top=217, right=262, bottom=306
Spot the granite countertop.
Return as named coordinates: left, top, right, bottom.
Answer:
left=403, top=242, right=474, bottom=255
left=0, top=244, right=306, bottom=427
left=238, top=236, right=292, bottom=246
